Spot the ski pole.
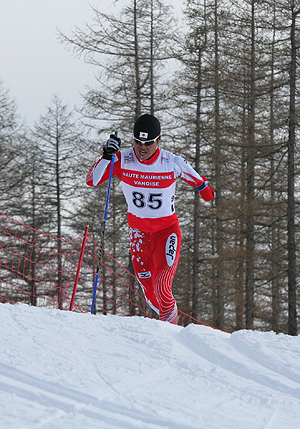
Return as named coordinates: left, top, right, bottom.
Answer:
left=91, top=132, right=117, bottom=314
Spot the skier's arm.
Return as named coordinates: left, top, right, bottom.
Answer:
left=196, top=176, right=214, bottom=201
left=86, top=135, right=121, bottom=187
left=86, top=158, right=112, bottom=187
left=174, top=156, right=214, bottom=201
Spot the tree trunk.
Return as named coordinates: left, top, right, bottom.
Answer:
left=134, top=0, right=142, bottom=119
left=270, top=2, right=279, bottom=333
left=192, top=47, right=203, bottom=320
left=287, top=4, right=297, bottom=336
left=56, top=128, right=63, bottom=310
left=245, top=0, right=256, bottom=330
left=213, top=0, right=224, bottom=330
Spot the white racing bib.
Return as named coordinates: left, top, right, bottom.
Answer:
left=120, top=148, right=178, bottom=219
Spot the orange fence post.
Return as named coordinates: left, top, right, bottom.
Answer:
left=69, top=225, right=89, bottom=311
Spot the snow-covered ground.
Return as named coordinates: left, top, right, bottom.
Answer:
left=0, top=303, right=300, bottom=429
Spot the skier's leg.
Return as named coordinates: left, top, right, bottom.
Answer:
left=129, top=228, right=159, bottom=313
left=152, top=223, right=182, bottom=324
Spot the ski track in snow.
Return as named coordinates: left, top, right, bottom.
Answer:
left=0, top=303, right=300, bottom=428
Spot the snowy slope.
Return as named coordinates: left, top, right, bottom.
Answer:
left=0, top=303, right=300, bottom=429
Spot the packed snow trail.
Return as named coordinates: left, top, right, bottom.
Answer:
left=0, top=303, right=300, bottom=428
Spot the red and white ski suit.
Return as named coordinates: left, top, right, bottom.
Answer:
left=86, top=147, right=214, bottom=324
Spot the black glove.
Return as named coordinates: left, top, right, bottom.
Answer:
left=103, top=134, right=121, bottom=160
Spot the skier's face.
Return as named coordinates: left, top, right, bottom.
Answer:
left=133, top=137, right=160, bottom=161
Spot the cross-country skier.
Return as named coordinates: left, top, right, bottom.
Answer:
left=86, top=114, right=214, bottom=324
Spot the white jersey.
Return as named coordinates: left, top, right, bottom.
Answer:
left=87, top=147, right=210, bottom=233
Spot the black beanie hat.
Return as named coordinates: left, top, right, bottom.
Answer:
left=134, top=114, right=161, bottom=140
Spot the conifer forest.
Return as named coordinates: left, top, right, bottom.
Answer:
left=1, top=0, right=300, bottom=335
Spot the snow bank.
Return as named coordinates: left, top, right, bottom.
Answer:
left=0, top=303, right=299, bottom=428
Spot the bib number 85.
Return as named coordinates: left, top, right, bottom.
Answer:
left=132, top=192, right=163, bottom=210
